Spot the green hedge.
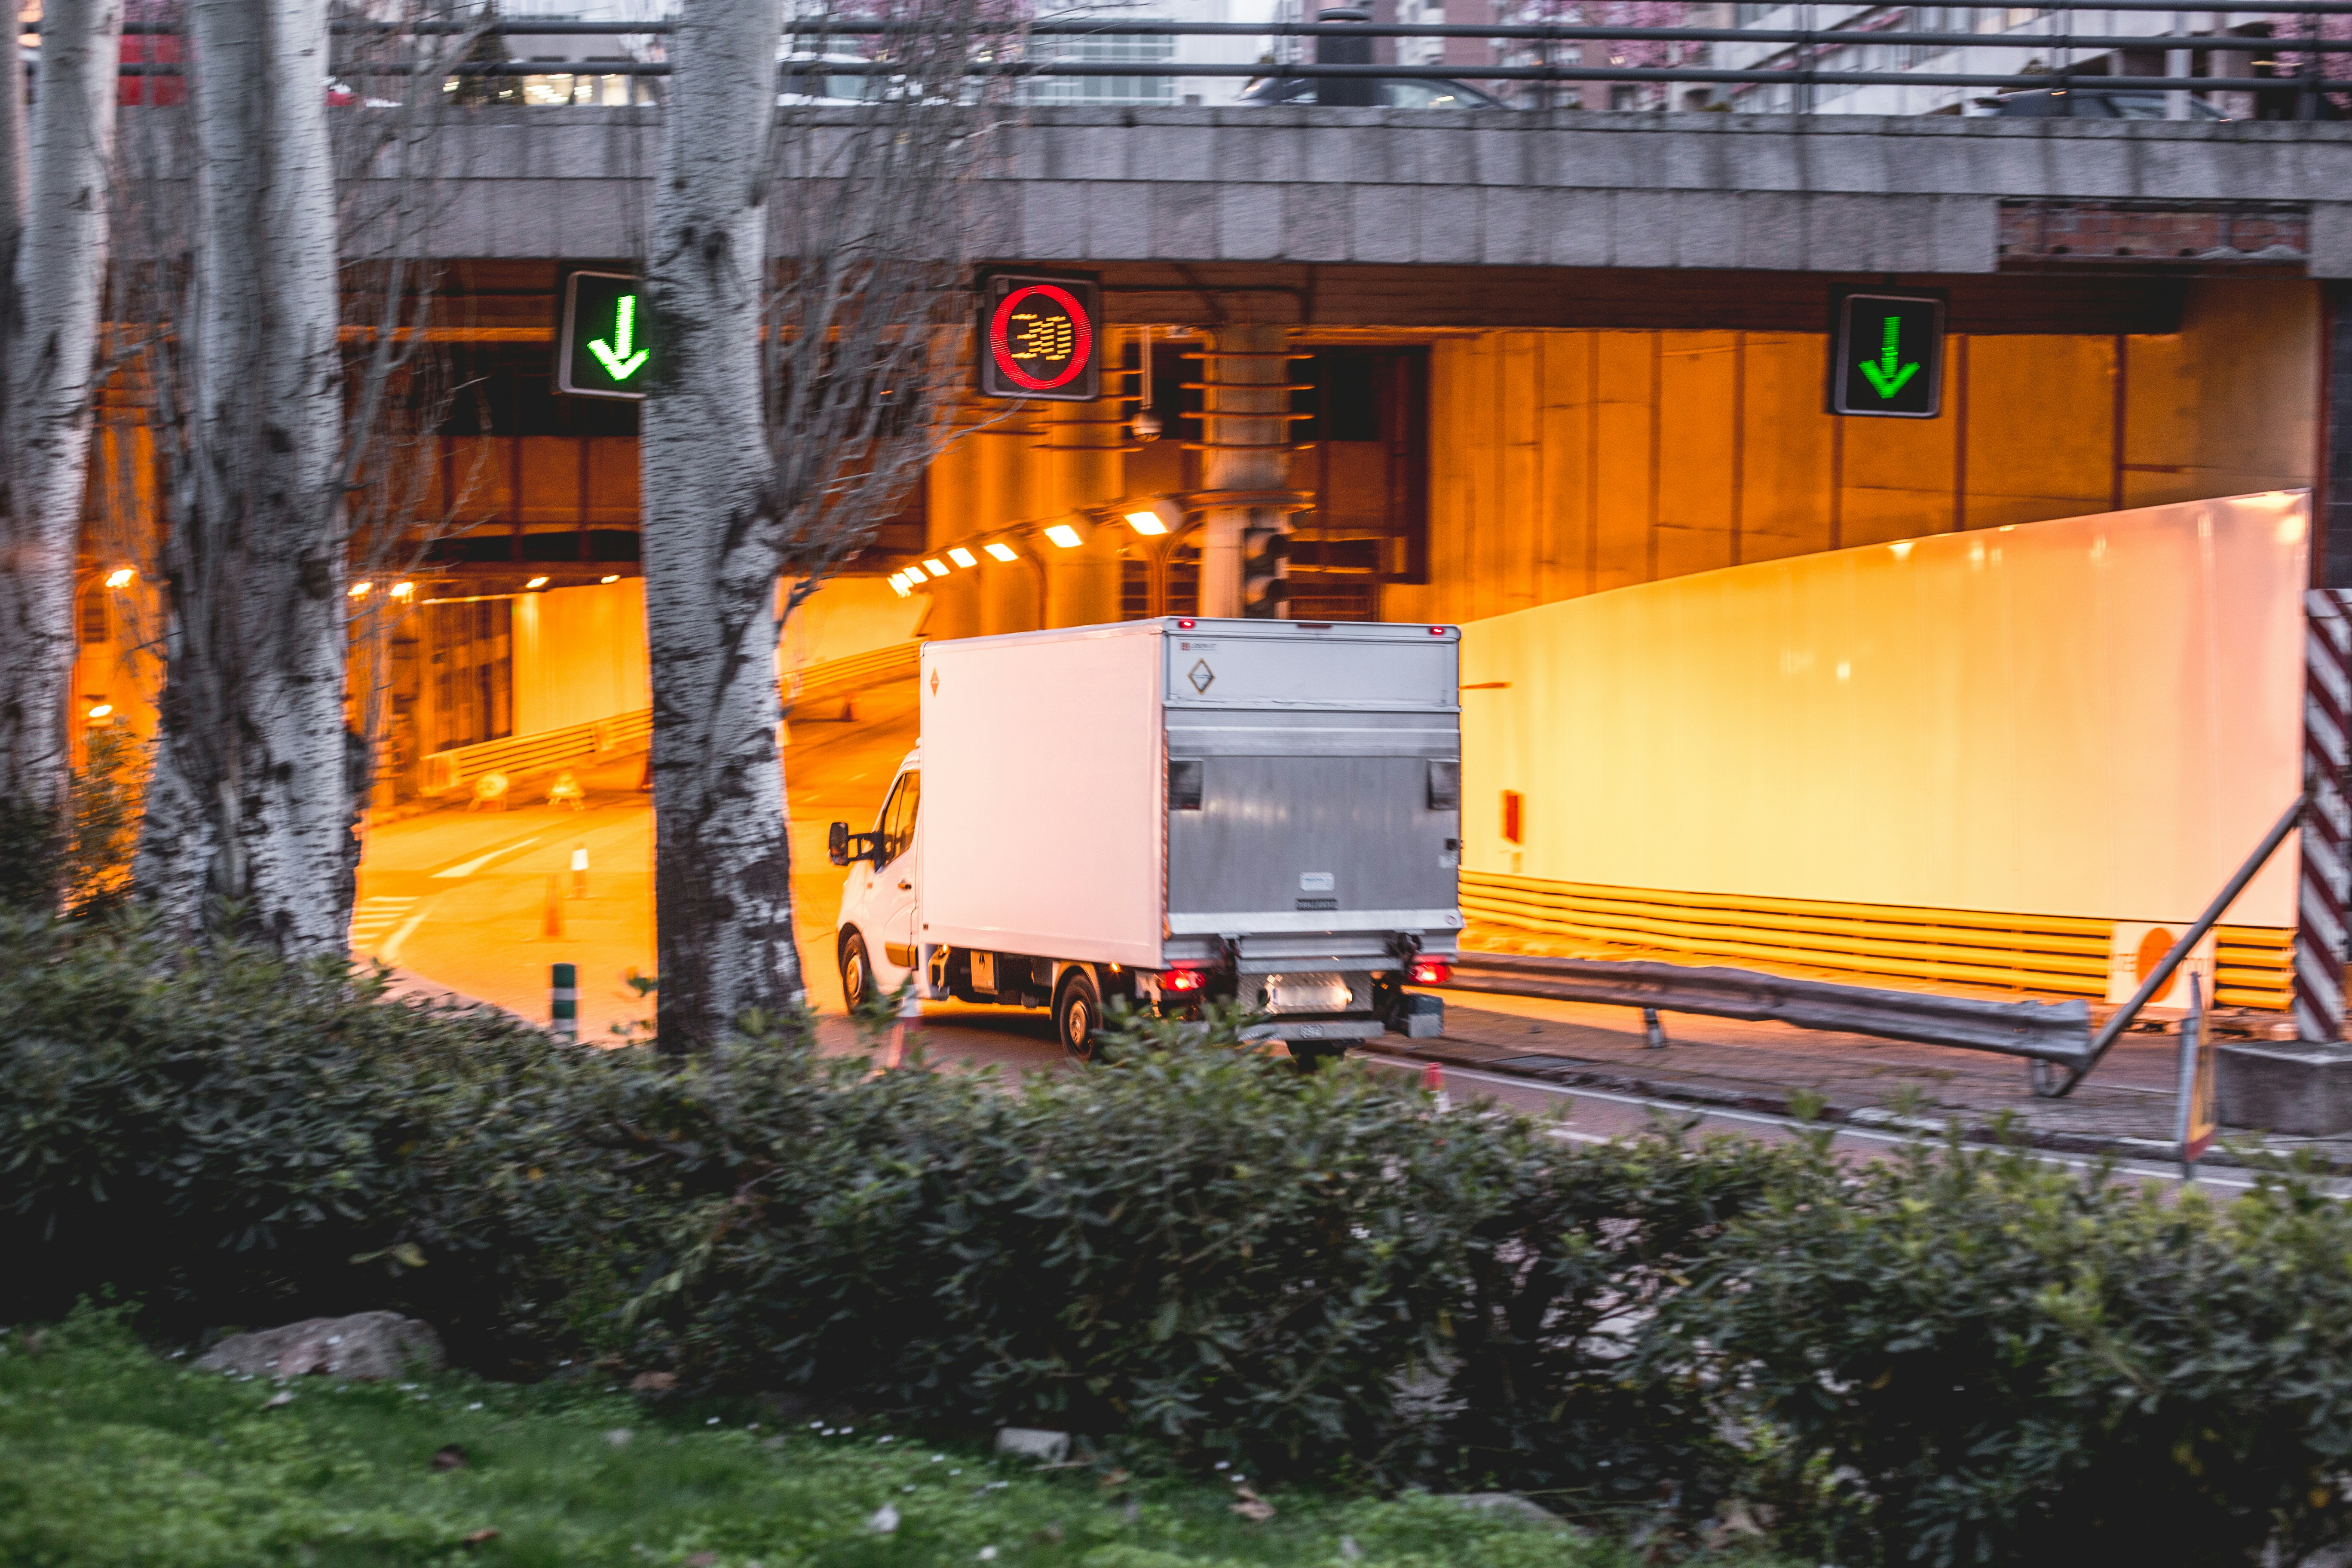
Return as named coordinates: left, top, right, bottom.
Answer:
left=10, top=913, right=2352, bottom=1564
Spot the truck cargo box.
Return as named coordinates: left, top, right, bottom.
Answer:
left=917, top=619, right=1462, bottom=970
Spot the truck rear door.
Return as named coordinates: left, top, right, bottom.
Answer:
left=1161, top=625, right=1461, bottom=940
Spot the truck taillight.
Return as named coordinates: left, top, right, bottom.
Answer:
left=1176, top=618, right=1197, bottom=630
left=1163, top=968, right=1207, bottom=992
left=1409, top=958, right=1452, bottom=985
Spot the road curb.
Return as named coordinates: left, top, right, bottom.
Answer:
left=1372, top=1037, right=2352, bottom=1176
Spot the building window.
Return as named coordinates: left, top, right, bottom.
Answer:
left=1033, top=29, right=1178, bottom=105
left=79, top=588, right=108, bottom=646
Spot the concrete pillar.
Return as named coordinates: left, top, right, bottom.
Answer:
left=1197, top=324, right=1298, bottom=619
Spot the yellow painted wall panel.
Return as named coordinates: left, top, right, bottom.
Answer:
left=1838, top=356, right=1960, bottom=546
left=1961, top=335, right=2118, bottom=530
left=511, top=579, right=651, bottom=735
left=1654, top=332, right=1738, bottom=581
left=1734, top=333, right=1837, bottom=566
left=1592, top=332, right=1657, bottom=594
left=1496, top=332, right=1546, bottom=619
left=1536, top=332, right=1597, bottom=601
left=1458, top=492, right=2308, bottom=928
left=2123, top=279, right=2318, bottom=509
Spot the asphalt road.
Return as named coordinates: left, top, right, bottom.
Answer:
left=356, top=687, right=2269, bottom=1192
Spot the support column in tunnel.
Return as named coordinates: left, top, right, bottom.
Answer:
left=1194, top=324, right=1308, bottom=618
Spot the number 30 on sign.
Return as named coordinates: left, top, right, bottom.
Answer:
left=975, top=268, right=1102, bottom=403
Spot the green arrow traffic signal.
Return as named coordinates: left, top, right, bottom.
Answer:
left=1856, top=312, right=1920, bottom=400
left=556, top=270, right=649, bottom=400
left=588, top=294, right=649, bottom=383
left=1831, top=291, right=1942, bottom=419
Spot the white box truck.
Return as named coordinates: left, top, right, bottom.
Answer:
left=827, top=616, right=1463, bottom=1058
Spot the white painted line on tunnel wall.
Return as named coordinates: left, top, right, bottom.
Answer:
left=432, top=836, right=545, bottom=879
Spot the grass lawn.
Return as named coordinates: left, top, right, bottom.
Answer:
left=0, top=1316, right=1793, bottom=1568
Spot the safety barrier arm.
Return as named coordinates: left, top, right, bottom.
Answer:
left=2031, top=793, right=2307, bottom=1099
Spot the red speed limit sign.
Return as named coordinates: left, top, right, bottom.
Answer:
left=976, top=269, right=1101, bottom=402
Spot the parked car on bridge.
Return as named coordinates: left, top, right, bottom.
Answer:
left=1972, top=87, right=2233, bottom=119
left=1233, top=73, right=1510, bottom=109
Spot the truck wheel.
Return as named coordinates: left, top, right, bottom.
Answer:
left=839, top=932, right=876, bottom=1013
left=1054, top=969, right=1102, bottom=1062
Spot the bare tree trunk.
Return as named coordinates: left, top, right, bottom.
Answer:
left=136, top=0, right=353, bottom=950
left=642, top=0, right=792, bottom=1051
left=0, top=0, right=123, bottom=907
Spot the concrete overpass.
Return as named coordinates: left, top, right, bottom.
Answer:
left=410, top=105, right=2352, bottom=292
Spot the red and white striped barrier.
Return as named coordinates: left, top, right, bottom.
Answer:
left=2296, top=590, right=2352, bottom=1041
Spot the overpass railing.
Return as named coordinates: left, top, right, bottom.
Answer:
left=66, top=7, right=2352, bottom=113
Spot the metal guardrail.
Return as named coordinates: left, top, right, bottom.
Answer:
left=418, top=639, right=921, bottom=792
left=784, top=639, right=924, bottom=710
left=72, top=9, right=2352, bottom=103
left=1446, top=950, right=2095, bottom=1063
left=421, top=708, right=650, bottom=793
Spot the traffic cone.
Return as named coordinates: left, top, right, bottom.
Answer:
left=542, top=874, right=564, bottom=938
left=1421, top=1060, right=1451, bottom=1113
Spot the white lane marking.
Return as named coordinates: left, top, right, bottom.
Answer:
left=350, top=896, right=418, bottom=943
left=378, top=908, right=431, bottom=966
left=1354, top=1053, right=2277, bottom=1194
left=432, top=836, right=543, bottom=879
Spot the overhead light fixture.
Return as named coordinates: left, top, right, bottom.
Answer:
left=888, top=574, right=912, bottom=597
left=947, top=547, right=977, bottom=569
left=525, top=576, right=550, bottom=589
left=1116, top=496, right=1185, bottom=537
left=103, top=567, right=135, bottom=589
left=923, top=559, right=949, bottom=578
left=348, top=581, right=372, bottom=598
left=1044, top=524, right=1083, bottom=549
left=391, top=581, right=416, bottom=601
left=85, top=702, right=113, bottom=720
left=601, top=573, right=621, bottom=584
left=984, top=542, right=1018, bottom=563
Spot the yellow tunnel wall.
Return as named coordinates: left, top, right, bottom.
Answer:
left=1382, top=280, right=2319, bottom=625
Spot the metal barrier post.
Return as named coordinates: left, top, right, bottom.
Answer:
left=2175, top=971, right=2215, bottom=1181
left=2297, top=590, right=2352, bottom=1041
left=551, top=962, right=579, bottom=1041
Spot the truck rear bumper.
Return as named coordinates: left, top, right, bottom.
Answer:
left=1238, top=1017, right=1390, bottom=1044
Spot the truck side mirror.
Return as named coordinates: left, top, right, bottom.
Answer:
left=827, top=821, right=851, bottom=866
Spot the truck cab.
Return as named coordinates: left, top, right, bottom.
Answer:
left=831, top=746, right=925, bottom=1009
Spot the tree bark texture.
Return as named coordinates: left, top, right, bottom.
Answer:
left=136, top=0, right=355, bottom=950
left=642, top=0, right=793, bottom=1049
left=0, top=0, right=122, bottom=898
